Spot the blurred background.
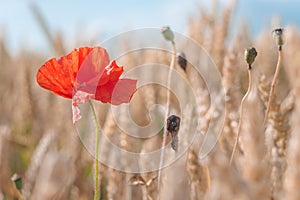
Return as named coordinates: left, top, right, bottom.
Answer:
left=1, top=0, right=300, bottom=199
left=1, top=0, right=300, bottom=54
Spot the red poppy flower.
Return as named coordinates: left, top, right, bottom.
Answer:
left=37, top=46, right=137, bottom=123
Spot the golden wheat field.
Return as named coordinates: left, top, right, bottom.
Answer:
left=1, top=0, right=300, bottom=200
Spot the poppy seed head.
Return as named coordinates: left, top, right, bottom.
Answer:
left=273, top=27, right=284, bottom=47
left=161, top=26, right=174, bottom=42
left=244, top=47, right=257, bottom=68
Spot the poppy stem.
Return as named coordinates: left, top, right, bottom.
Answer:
left=230, top=67, right=253, bottom=164
left=263, top=47, right=282, bottom=125
left=89, top=100, right=101, bottom=200
left=158, top=40, right=177, bottom=189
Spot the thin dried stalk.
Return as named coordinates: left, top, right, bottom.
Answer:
left=264, top=49, right=282, bottom=124
left=230, top=68, right=253, bottom=164
left=158, top=41, right=177, bottom=188
left=158, top=104, right=193, bottom=199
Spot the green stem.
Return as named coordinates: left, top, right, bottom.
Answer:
left=89, top=100, right=100, bottom=200
left=18, top=191, right=24, bottom=200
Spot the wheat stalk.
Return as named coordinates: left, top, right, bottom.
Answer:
left=187, top=149, right=209, bottom=199
left=221, top=51, right=241, bottom=154
left=259, top=75, right=293, bottom=199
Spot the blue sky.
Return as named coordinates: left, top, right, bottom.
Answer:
left=0, top=0, right=299, bottom=54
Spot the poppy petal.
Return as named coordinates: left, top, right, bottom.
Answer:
left=37, top=57, right=74, bottom=98
left=95, top=78, right=137, bottom=105
left=105, top=60, right=124, bottom=82
left=83, top=60, right=123, bottom=89
left=110, top=78, right=137, bottom=105
left=75, top=47, right=110, bottom=86
left=90, top=61, right=137, bottom=104
left=36, top=46, right=110, bottom=99
left=36, top=46, right=137, bottom=124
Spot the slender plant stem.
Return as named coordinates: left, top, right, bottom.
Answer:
left=18, top=191, right=24, bottom=200
left=89, top=100, right=100, bottom=200
left=263, top=47, right=282, bottom=125
left=204, top=165, right=211, bottom=190
left=230, top=68, right=253, bottom=164
left=157, top=41, right=177, bottom=189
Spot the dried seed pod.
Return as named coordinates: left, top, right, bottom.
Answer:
left=167, top=115, right=181, bottom=152
left=161, top=26, right=174, bottom=42
left=128, top=175, right=157, bottom=187
left=177, top=52, right=187, bottom=71
left=167, top=115, right=181, bottom=134
left=128, top=175, right=146, bottom=186
left=273, top=27, right=284, bottom=48
left=244, top=47, right=257, bottom=69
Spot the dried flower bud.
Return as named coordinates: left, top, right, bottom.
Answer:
left=167, top=115, right=181, bottom=152
left=11, top=173, right=22, bottom=191
left=161, top=26, right=174, bottom=42
left=244, top=47, right=257, bottom=68
left=177, top=52, right=187, bottom=71
left=273, top=27, right=284, bottom=48
left=167, top=115, right=180, bottom=133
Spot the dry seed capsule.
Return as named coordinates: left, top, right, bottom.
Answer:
left=177, top=52, right=187, bottom=71
left=244, top=47, right=257, bottom=69
left=167, top=115, right=181, bottom=152
left=128, top=175, right=146, bottom=186
left=273, top=27, right=284, bottom=49
left=167, top=115, right=181, bottom=134
left=161, top=26, right=174, bottom=42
